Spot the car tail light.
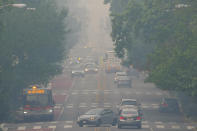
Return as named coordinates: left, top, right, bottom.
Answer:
left=120, top=116, right=125, bottom=120
left=136, top=116, right=141, bottom=120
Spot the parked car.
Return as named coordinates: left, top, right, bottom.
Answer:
left=77, top=108, right=117, bottom=127
left=159, top=98, right=180, bottom=113
left=117, top=108, right=142, bottom=129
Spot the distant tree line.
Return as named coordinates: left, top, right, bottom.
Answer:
left=105, top=0, right=197, bottom=96
left=0, top=0, right=70, bottom=121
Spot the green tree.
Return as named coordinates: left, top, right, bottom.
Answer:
left=108, top=0, right=197, bottom=96
left=0, top=0, right=69, bottom=121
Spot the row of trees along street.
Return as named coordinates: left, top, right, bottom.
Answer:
left=0, top=0, right=72, bottom=121
left=105, top=0, right=197, bottom=119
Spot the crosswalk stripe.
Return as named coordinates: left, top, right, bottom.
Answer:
left=33, top=126, right=41, bottom=129
left=142, top=124, right=150, bottom=128
left=156, top=125, right=165, bottom=128
left=66, top=104, right=73, bottom=108
left=171, top=125, right=180, bottom=129
left=64, top=125, right=72, bottom=128
left=187, top=126, right=195, bottom=130
left=17, top=126, right=26, bottom=130
left=155, top=121, right=163, bottom=124
left=79, top=105, right=87, bottom=107
left=65, top=121, right=73, bottom=124
left=48, top=126, right=56, bottom=129
left=72, top=92, right=78, bottom=95
left=54, top=105, right=61, bottom=109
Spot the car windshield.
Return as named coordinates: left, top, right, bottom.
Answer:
left=122, top=100, right=137, bottom=105
left=86, top=64, right=96, bottom=68
left=24, top=94, right=50, bottom=107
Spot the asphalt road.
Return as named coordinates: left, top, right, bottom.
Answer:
left=3, top=62, right=197, bottom=131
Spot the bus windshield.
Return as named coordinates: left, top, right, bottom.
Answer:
left=24, top=94, right=50, bottom=107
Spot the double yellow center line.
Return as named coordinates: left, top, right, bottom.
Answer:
left=94, top=57, right=110, bottom=131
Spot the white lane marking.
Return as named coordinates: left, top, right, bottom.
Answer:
left=33, top=126, right=41, bottom=129
left=92, top=92, right=97, bottom=94
left=65, top=121, right=73, bottom=124
left=154, top=121, right=163, bottom=124
left=79, top=103, right=87, bottom=107
left=171, top=125, right=180, bottom=129
left=54, top=105, right=61, bottom=109
left=142, top=124, right=150, bottom=128
left=79, top=105, right=88, bottom=108
left=141, top=105, right=149, bottom=109
left=17, top=126, right=26, bottom=130
left=104, top=103, right=111, bottom=105
left=66, top=104, right=73, bottom=108
left=156, top=125, right=165, bottom=128
left=187, top=126, right=195, bottom=130
left=64, top=125, right=73, bottom=128
left=48, top=126, right=56, bottom=129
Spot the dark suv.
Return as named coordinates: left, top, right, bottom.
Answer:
left=159, top=98, right=180, bottom=113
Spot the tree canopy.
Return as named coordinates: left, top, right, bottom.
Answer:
left=0, top=0, right=70, bottom=121
left=106, top=0, right=197, bottom=96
